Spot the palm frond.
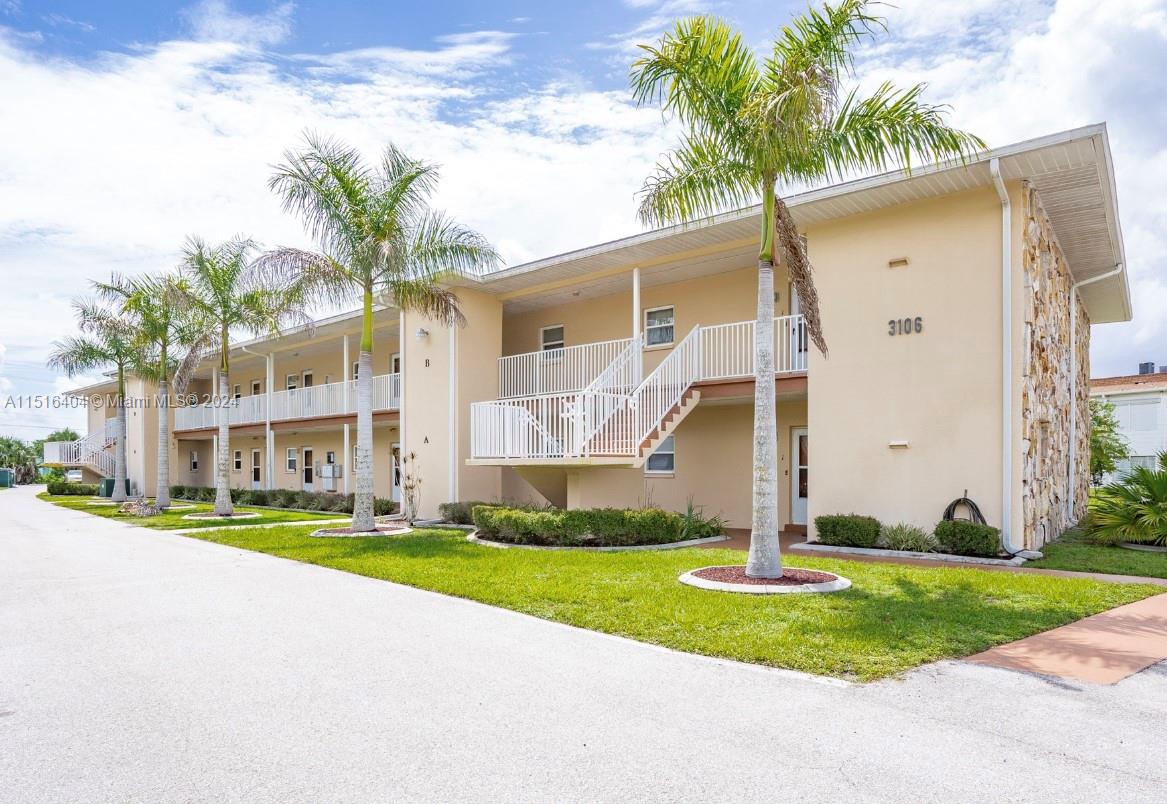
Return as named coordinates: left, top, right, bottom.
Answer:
left=385, top=278, right=466, bottom=327
left=404, top=211, right=500, bottom=281
left=637, top=133, right=757, bottom=226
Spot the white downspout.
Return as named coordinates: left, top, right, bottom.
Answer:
left=632, top=267, right=642, bottom=383
left=990, top=159, right=1036, bottom=558
left=342, top=334, right=350, bottom=495
left=1067, top=263, right=1124, bottom=520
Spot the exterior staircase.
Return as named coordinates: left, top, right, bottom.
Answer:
left=42, top=420, right=117, bottom=478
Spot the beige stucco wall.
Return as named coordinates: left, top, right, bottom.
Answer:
left=501, top=265, right=792, bottom=376
left=454, top=289, right=504, bottom=505
left=402, top=308, right=453, bottom=517
left=554, top=397, right=806, bottom=528
left=806, top=186, right=1009, bottom=536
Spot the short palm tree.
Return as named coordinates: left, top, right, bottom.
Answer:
left=97, top=273, right=210, bottom=509
left=631, top=3, right=984, bottom=577
left=46, top=298, right=140, bottom=502
left=178, top=236, right=309, bottom=516
left=261, top=134, right=499, bottom=531
left=1087, top=454, right=1167, bottom=546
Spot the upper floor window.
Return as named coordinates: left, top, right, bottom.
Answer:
left=250, top=379, right=262, bottom=396
left=646, top=435, right=675, bottom=474
left=286, top=374, right=299, bottom=391
left=352, top=362, right=360, bottom=381
left=540, top=325, right=565, bottom=352
left=232, top=384, right=241, bottom=400
left=391, top=352, right=402, bottom=374
left=645, top=306, right=674, bottom=347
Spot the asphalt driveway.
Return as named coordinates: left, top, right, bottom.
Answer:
left=2, top=484, right=1165, bottom=803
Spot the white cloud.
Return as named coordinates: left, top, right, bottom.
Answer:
left=181, top=0, right=294, bottom=47
left=42, top=13, right=95, bottom=32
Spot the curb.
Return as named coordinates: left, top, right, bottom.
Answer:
left=678, top=566, right=852, bottom=595
left=466, top=532, right=731, bottom=552
left=789, top=541, right=1027, bottom=567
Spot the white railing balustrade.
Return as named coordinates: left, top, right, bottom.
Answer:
left=174, top=372, right=401, bottom=431
left=498, top=337, right=632, bottom=398
left=43, top=423, right=116, bottom=476
left=473, top=315, right=808, bottom=461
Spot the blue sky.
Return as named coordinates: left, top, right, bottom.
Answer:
left=1, top=0, right=1166, bottom=437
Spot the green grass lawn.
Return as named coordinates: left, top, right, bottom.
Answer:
left=38, top=494, right=342, bottom=529
left=177, top=523, right=1159, bottom=680
left=1028, top=528, right=1167, bottom=579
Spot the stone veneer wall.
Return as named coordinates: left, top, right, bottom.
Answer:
left=1020, top=183, right=1091, bottom=549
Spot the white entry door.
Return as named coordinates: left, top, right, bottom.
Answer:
left=250, top=449, right=261, bottom=490
left=391, top=442, right=402, bottom=502
left=302, top=447, right=315, bottom=492
left=791, top=428, right=808, bottom=525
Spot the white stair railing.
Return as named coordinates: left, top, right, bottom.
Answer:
left=44, top=423, right=116, bottom=477
left=498, top=337, right=632, bottom=398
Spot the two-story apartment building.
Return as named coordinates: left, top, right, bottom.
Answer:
left=1090, top=363, right=1167, bottom=482
left=47, top=124, right=1131, bottom=551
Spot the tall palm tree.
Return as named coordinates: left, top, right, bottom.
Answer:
left=46, top=298, right=140, bottom=502
left=260, top=134, right=499, bottom=532
left=631, top=4, right=984, bottom=577
left=178, top=236, right=309, bottom=516
left=97, top=273, right=210, bottom=510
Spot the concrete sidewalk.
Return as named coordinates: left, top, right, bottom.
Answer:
left=4, top=484, right=1167, bottom=803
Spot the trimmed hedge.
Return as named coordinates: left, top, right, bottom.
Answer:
left=815, top=514, right=882, bottom=548
left=438, top=500, right=492, bottom=525
left=47, top=481, right=100, bottom=496
left=934, top=520, right=1001, bottom=557
left=471, top=504, right=723, bottom=547
left=168, top=485, right=395, bottom=516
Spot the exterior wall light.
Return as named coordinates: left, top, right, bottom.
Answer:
left=415, top=327, right=429, bottom=340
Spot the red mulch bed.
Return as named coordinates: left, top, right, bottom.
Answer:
left=692, top=566, right=837, bottom=586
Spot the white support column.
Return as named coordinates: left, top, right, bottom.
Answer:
left=265, top=353, right=274, bottom=489
left=398, top=310, right=406, bottom=458
left=632, top=266, right=642, bottom=382
left=343, top=423, right=351, bottom=495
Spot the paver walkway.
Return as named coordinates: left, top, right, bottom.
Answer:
left=968, top=593, right=1167, bottom=684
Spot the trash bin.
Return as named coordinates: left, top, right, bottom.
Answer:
left=0, top=468, right=13, bottom=488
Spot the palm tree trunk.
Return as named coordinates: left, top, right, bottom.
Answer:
left=112, top=367, right=128, bottom=503
left=746, top=178, right=782, bottom=579
left=156, top=374, right=170, bottom=509
left=352, top=289, right=376, bottom=531
left=214, top=371, right=233, bottom=515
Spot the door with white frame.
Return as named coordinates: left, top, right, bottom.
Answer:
left=788, top=285, right=808, bottom=369
left=791, top=427, right=808, bottom=526
left=391, top=442, right=402, bottom=502
left=250, top=448, right=262, bottom=490
left=302, top=447, right=315, bottom=491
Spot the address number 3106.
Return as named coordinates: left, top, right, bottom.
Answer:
left=888, top=317, right=923, bottom=336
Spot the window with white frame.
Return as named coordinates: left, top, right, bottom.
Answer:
left=352, top=361, right=360, bottom=381
left=189, top=450, right=199, bottom=472
left=233, top=450, right=242, bottom=471
left=644, top=306, right=674, bottom=346
left=286, top=447, right=298, bottom=473
left=286, top=374, right=299, bottom=391
left=232, top=384, right=241, bottom=400
left=250, top=379, right=261, bottom=395
left=390, top=352, right=401, bottom=373
left=645, top=434, right=675, bottom=474
left=540, top=325, right=565, bottom=352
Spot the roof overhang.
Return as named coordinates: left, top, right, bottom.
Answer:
left=464, top=124, right=1130, bottom=323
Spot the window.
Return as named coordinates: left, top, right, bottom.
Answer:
left=286, top=374, right=299, bottom=391
left=251, top=380, right=261, bottom=396
left=232, top=384, right=241, bottom=400
left=233, top=450, right=242, bottom=471
left=646, top=435, right=675, bottom=474
left=352, top=361, right=360, bottom=381
left=1130, top=402, right=1158, bottom=432
left=189, top=450, right=199, bottom=472
left=286, top=447, right=298, bottom=473
left=326, top=451, right=336, bottom=464
left=540, top=325, right=565, bottom=352
left=390, top=352, right=401, bottom=374
left=645, top=306, right=674, bottom=347
left=302, top=371, right=314, bottom=388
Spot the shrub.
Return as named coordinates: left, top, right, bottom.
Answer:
left=47, top=480, right=99, bottom=496
left=169, top=484, right=187, bottom=500
left=197, top=487, right=217, bottom=503
left=815, top=514, right=881, bottom=548
left=471, top=505, right=707, bottom=547
left=1085, top=464, right=1167, bottom=546
left=879, top=522, right=938, bottom=553
left=934, top=520, right=1001, bottom=557
left=439, top=500, right=492, bottom=525
left=373, top=497, right=396, bottom=517
left=272, top=488, right=298, bottom=509
left=230, top=488, right=246, bottom=503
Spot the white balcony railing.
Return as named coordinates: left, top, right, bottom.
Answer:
left=499, top=337, right=632, bottom=398
left=472, top=315, right=807, bottom=461
left=174, top=373, right=401, bottom=431
left=43, top=418, right=116, bottom=476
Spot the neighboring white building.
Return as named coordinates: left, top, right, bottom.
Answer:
left=1090, top=362, right=1167, bottom=482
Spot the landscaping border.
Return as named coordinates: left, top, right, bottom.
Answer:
left=1120, top=543, right=1167, bottom=553
left=310, top=524, right=413, bottom=538
left=466, top=531, right=731, bottom=552
left=182, top=511, right=263, bottom=521
left=678, top=566, right=852, bottom=595
left=790, top=541, right=1027, bottom=566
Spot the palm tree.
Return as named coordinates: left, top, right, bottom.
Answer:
left=178, top=236, right=309, bottom=516
left=260, top=134, right=499, bottom=532
left=46, top=298, right=140, bottom=502
left=97, top=273, right=210, bottom=509
left=631, top=4, right=984, bottom=577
